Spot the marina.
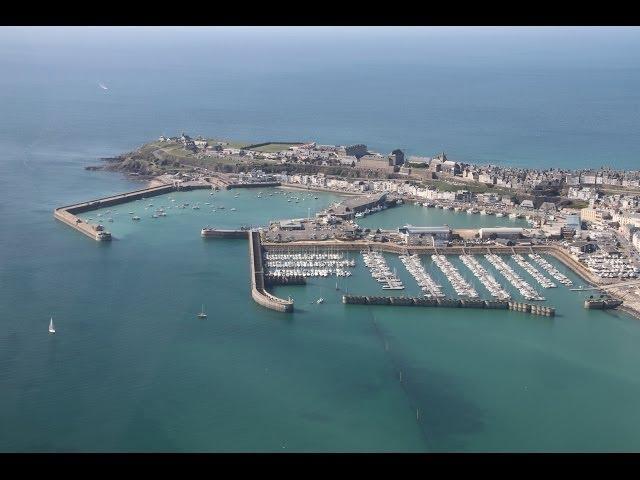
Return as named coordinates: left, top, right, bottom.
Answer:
left=264, top=247, right=355, bottom=278
left=431, top=254, right=478, bottom=298
left=484, top=253, right=545, bottom=301
left=399, top=254, right=445, bottom=298
left=459, top=254, right=510, bottom=300
left=512, top=254, right=557, bottom=289
left=528, top=253, right=573, bottom=286
left=362, top=251, right=405, bottom=290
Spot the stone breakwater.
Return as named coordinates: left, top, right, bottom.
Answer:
left=53, top=181, right=212, bottom=241
left=249, top=231, right=294, bottom=313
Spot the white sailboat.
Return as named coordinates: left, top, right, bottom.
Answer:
left=197, top=305, right=207, bottom=319
left=48, top=317, right=56, bottom=334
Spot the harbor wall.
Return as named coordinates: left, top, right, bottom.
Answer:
left=53, top=208, right=109, bottom=241
left=249, top=231, right=294, bottom=313
left=63, top=184, right=176, bottom=214
left=54, top=182, right=215, bottom=241
left=202, top=229, right=250, bottom=239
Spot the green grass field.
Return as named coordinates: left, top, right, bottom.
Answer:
left=206, top=139, right=250, bottom=149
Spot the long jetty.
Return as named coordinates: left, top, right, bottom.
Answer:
left=54, top=181, right=214, bottom=241
left=249, top=231, right=294, bottom=312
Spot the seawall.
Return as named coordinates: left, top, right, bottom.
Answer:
left=202, top=229, right=250, bottom=239
left=54, top=182, right=214, bottom=241
left=249, top=231, right=294, bottom=313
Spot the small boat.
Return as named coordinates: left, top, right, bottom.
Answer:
left=132, top=216, right=141, bottom=221
left=197, top=305, right=207, bottom=319
left=316, top=298, right=324, bottom=304
left=48, top=317, right=56, bottom=334
left=230, top=208, right=237, bottom=211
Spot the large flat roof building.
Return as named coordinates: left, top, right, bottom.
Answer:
left=398, top=225, right=452, bottom=245
left=478, top=227, right=523, bottom=239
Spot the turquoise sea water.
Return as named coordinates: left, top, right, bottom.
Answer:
left=356, top=203, right=529, bottom=230
left=3, top=27, right=640, bottom=451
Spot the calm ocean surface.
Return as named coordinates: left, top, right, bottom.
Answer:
left=2, top=27, right=640, bottom=451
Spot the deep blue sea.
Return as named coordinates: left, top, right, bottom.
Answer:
left=2, top=27, right=640, bottom=452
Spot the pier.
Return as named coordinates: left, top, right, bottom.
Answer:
left=249, top=231, right=294, bottom=313
left=54, top=181, right=212, bottom=241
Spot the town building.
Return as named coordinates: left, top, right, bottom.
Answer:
left=478, top=227, right=523, bottom=240
left=397, top=226, right=452, bottom=245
